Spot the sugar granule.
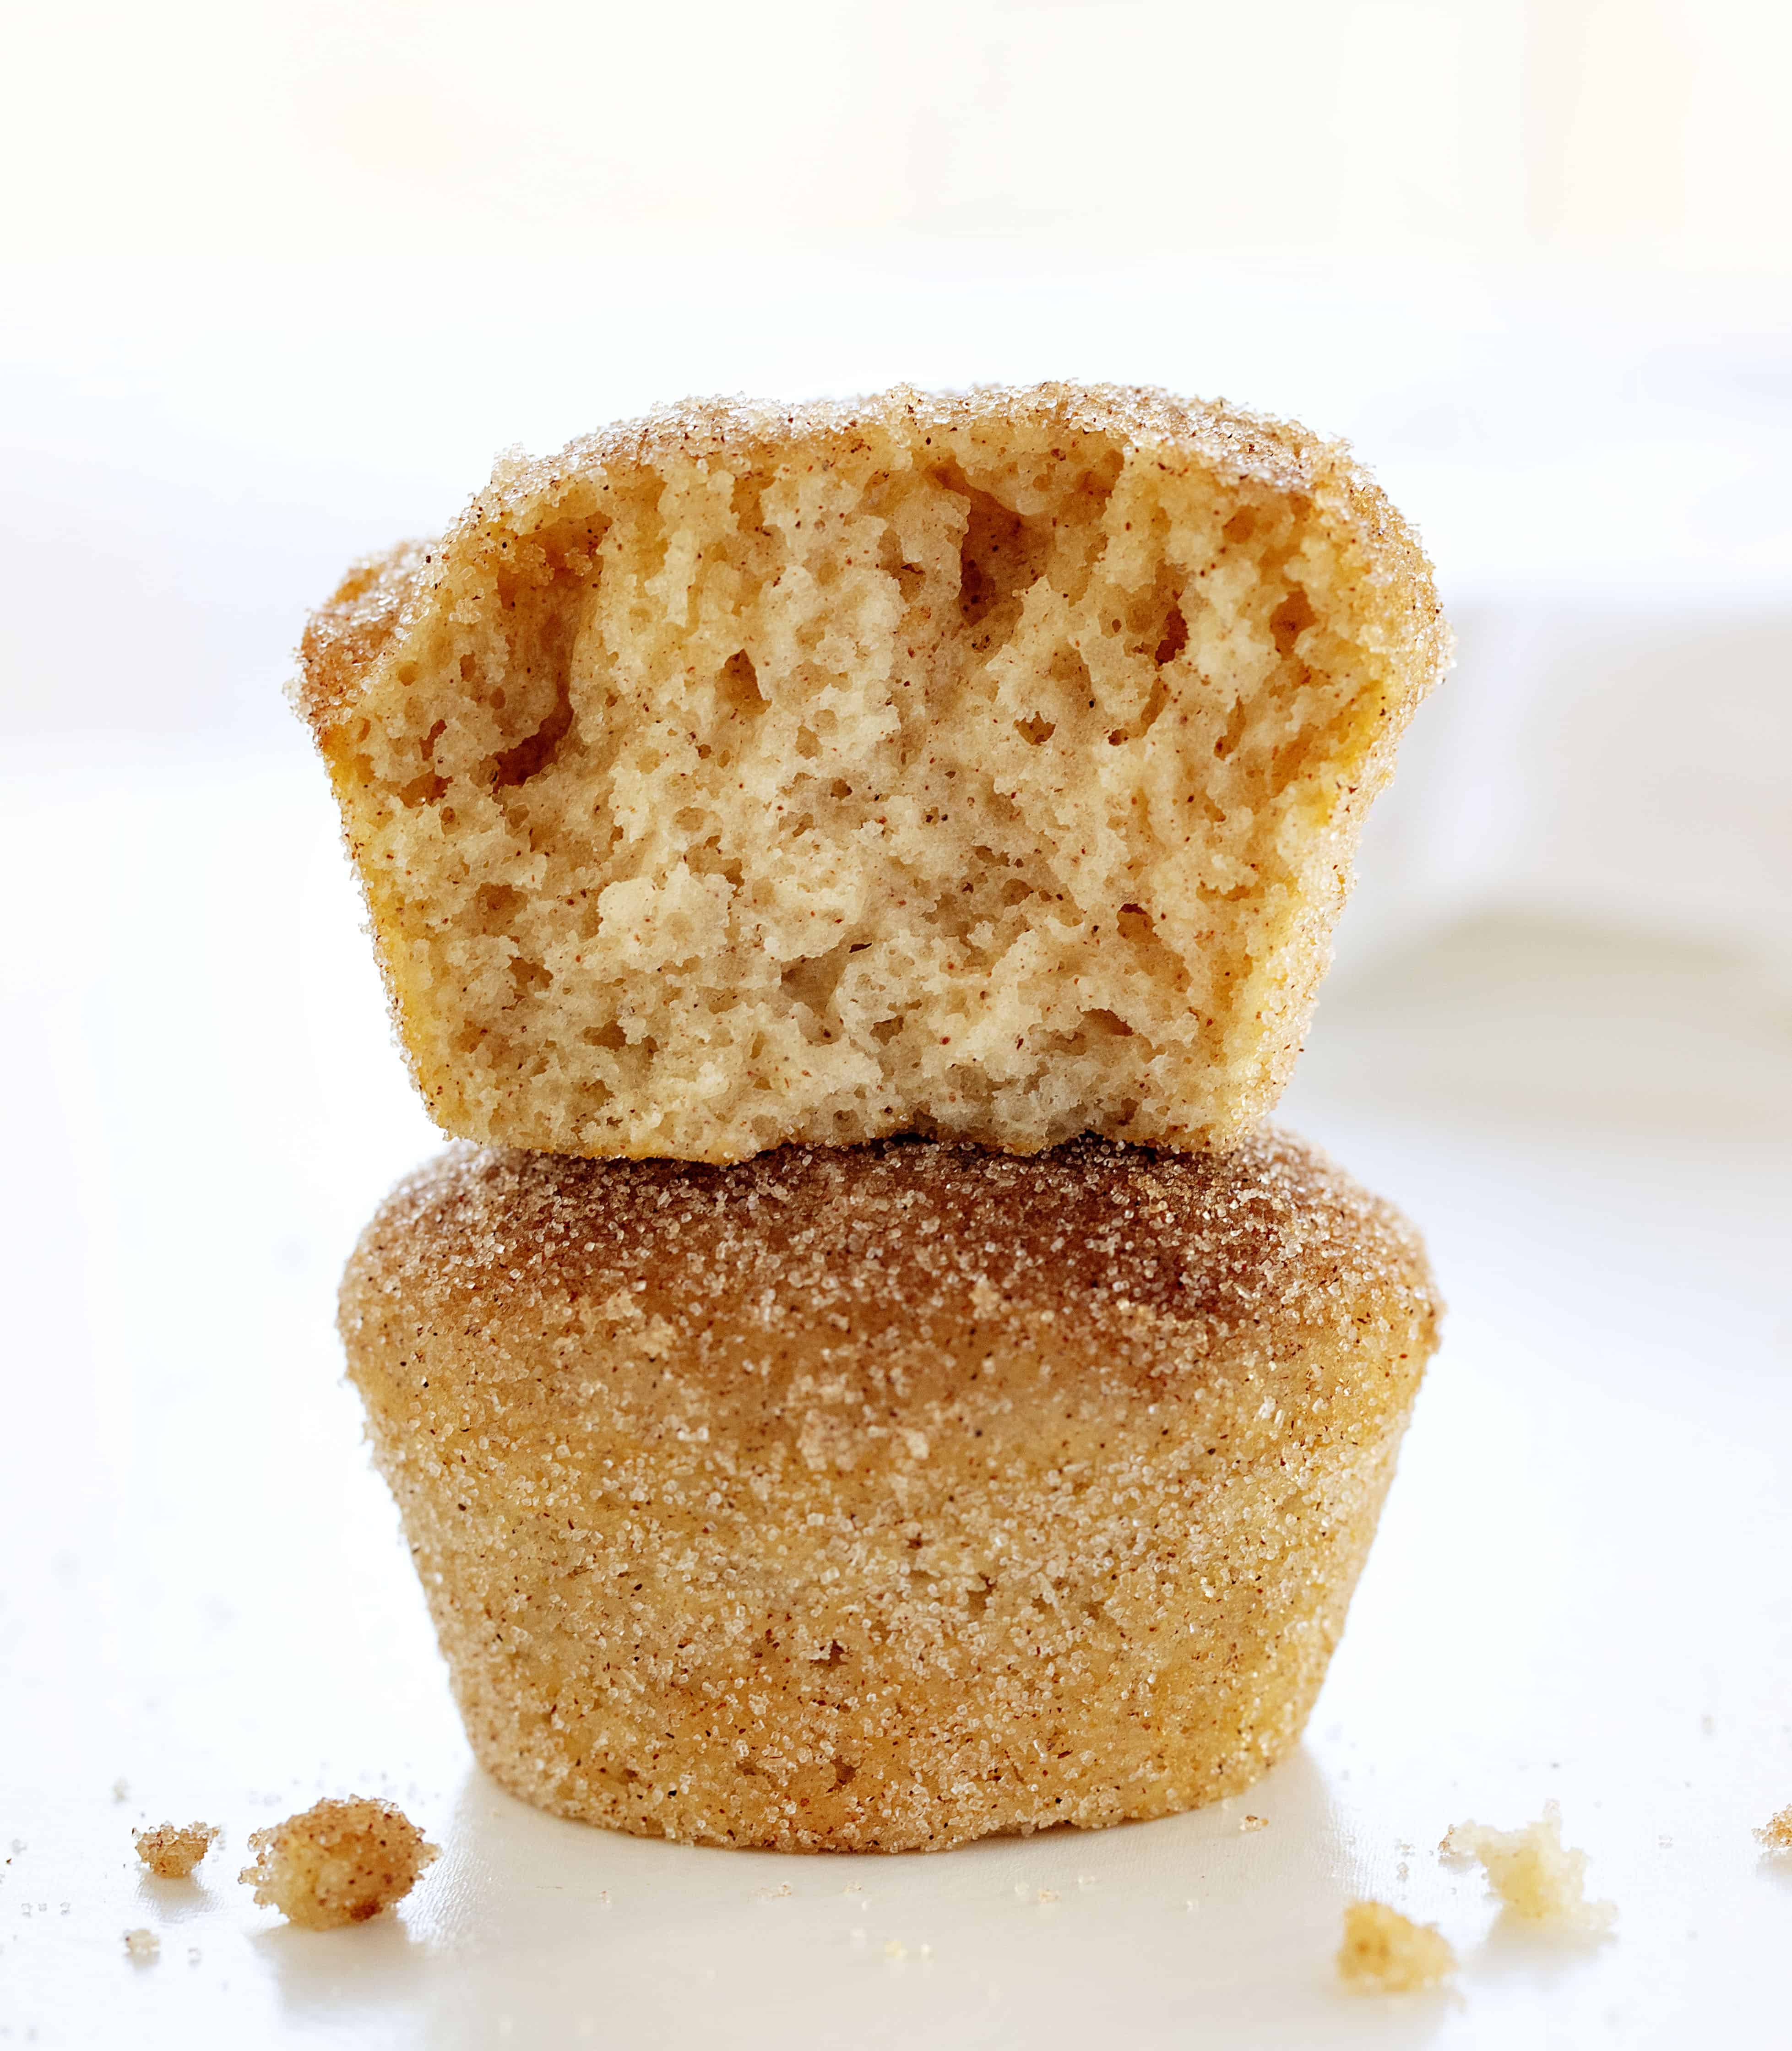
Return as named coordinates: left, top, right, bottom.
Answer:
left=133, top=1821, right=219, bottom=1880
left=1337, top=1900, right=1455, bottom=1992
left=239, top=1796, right=437, bottom=1930
left=123, top=1927, right=159, bottom=1962
left=1441, top=1801, right=1614, bottom=1934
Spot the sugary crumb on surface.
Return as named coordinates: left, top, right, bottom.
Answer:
left=123, top=1927, right=159, bottom=1961
left=1241, top=1814, right=1268, bottom=1832
left=1337, top=1900, right=1455, bottom=1991
left=1755, top=1806, right=1792, bottom=1852
left=1441, top=1802, right=1614, bottom=1933
left=239, top=1796, right=437, bottom=1930
left=112, top=1778, right=130, bottom=1802
left=133, top=1822, right=219, bottom=1879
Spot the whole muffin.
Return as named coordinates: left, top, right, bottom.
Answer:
left=340, top=1129, right=1439, bottom=1852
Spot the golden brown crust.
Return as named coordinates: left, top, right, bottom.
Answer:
left=356, top=1125, right=1437, bottom=1391
left=341, top=1129, right=1439, bottom=1852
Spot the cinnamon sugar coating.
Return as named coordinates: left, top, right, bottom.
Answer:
left=298, top=383, right=1447, bottom=1165
left=341, top=1127, right=1439, bottom=1852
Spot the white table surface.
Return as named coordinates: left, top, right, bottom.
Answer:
left=2, top=745, right=1788, bottom=2048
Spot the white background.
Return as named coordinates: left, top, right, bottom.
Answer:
left=2, top=1, right=1788, bottom=2043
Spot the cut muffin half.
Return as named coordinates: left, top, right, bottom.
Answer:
left=299, top=383, right=1448, bottom=1163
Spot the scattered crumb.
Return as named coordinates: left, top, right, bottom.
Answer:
left=1337, top=1900, right=1456, bottom=1992
left=1754, top=1806, right=1792, bottom=1853
left=1013, top=1883, right=1030, bottom=1899
left=112, top=1779, right=130, bottom=1803
left=1441, top=1801, right=1614, bottom=1933
left=1037, top=1887, right=1060, bottom=1904
left=753, top=1881, right=793, bottom=1901
left=1396, top=1861, right=1410, bottom=1881
left=239, top=1796, right=437, bottom=1930
left=918, top=1942, right=933, bottom=1958
left=884, top=1938, right=907, bottom=1960
left=599, top=1888, right=611, bottom=1906
left=1241, top=1814, right=1268, bottom=1833
left=1077, top=1874, right=1096, bottom=1889
left=123, top=1927, right=160, bottom=1962
left=134, top=1822, right=220, bottom=1879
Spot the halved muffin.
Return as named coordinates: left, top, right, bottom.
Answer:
left=299, top=384, right=1447, bottom=1164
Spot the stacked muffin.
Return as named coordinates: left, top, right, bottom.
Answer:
left=299, top=385, right=1448, bottom=1852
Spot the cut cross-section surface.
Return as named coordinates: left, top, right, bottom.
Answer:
left=297, top=382, right=1449, bottom=1163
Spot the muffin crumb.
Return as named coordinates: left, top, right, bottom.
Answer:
left=1337, top=1900, right=1455, bottom=1991
left=1754, top=1805, right=1792, bottom=1853
left=239, top=1796, right=437, bottom=1930
left=134, top=1822, right=219, bottom=1879
left=1442, top=1801, right=1614, bottom=1933
left=123, top=1927, right=160, bottom=1961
